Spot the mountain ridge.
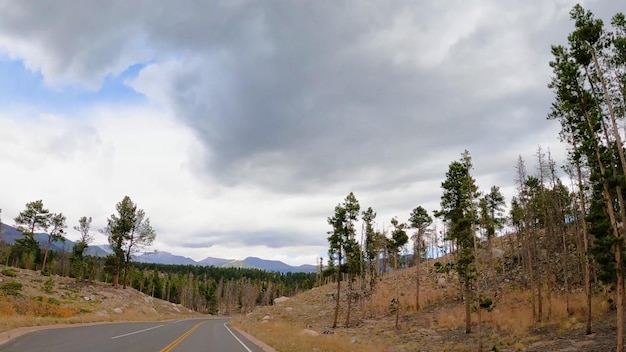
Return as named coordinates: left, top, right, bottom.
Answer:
left=0, top=223, right=316, bottom=273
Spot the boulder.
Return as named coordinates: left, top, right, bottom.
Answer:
left=298, top=329, right=319, bottom=337
left=113, top=307, right=123, bottom=314
left=437, top=277, right=447, bottom=287
left=274, top=296, right=290, bottom=304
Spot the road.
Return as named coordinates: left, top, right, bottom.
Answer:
left=0, top=318, right=265, bottom=352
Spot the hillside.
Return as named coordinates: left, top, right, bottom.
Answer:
left=233, top=247, right=616, bottom=352
left=0, top=265, right=204, bottom=336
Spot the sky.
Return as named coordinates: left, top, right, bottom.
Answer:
left=0, top=1, right=622, bottom=266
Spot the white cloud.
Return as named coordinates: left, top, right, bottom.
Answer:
left=0, top=1, right=622, bottom=266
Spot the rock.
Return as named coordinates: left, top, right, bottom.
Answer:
left=274, top=296, right=290, bottom=304
left=491, top=248, right=505, bottom=258
left=96, top=310, right=108, bottom=316
left=83, top=296, right=90, bottom=301
left=140, top=306, right=157, bottom=315
left=298, top=329, right=319, bottom=337
left=262, top=315, right=272, bottom=321
left=173, top=307, right=180, bottom=313
left=113, top=308, right=123, bottom=314
left=285, top=307, right=294, bottom=312
left=351, top=336, right=357, bottom=344
left=437, top=277, right=447, bottom=287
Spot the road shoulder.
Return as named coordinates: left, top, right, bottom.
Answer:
left=230, top=326, right=278, bottom=352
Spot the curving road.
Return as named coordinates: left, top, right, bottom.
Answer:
left=0, top=318, right=265, bottom=352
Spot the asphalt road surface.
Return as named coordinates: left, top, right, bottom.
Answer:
left=0, top=318, right=265, bottom=352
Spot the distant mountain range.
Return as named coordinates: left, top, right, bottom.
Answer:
left=134, top=250, right=316, bottom=273
left=0, top=223, right=316, bottom=273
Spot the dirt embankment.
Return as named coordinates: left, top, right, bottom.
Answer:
left=0, top=265, right=205, bottom=340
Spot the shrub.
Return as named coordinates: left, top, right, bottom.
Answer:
left=42, top=277, right=55, bottom=294
left=0, top=282, right=23, bottom=296
left=47, top=297, right=61, bottom=305
left=1, top=268, right=17, bottom=277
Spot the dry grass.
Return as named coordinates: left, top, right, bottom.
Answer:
left=232, top=319, right=387, bottom=352
left=368, top=277, right=448, bottom=318
left=0, top=266, right=204, bottom=335
left=434, top=290, right=610, bottom=336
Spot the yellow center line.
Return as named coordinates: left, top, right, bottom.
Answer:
left=159, top=321, right=208, bottom=352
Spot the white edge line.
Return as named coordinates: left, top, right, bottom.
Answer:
left=224, top=323, right=253, bottom=352
left=110, top=324, right=164, bottom=339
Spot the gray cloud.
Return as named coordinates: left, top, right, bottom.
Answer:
left=0, top=0, right=623, bottom=254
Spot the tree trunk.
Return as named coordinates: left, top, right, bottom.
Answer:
left=416, top=230, right=421, bottom=311
left=123, top=261, right=129, bottom=289
left=113, top=262, right=120, bottom=289
left=332, top=249, right=341, bottom=328
left=472, top=234, right=482, bottom=349
left=464, top=278, right=471, bottom=334
left=561, top=227, right=570, bottom=316
left=574, top=155, right=592, bottom=334
left=41, top=237, right=51, bottom=273
left=395, top=254, right=400, bottom=330
left=346, top=274, right=353, bottom=328
left=616, top=244, right=624, bottom=352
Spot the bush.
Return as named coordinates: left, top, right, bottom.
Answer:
left=33, top=296, right=61, bottom=305
left=47, top=297, right=61, bottom=305
left=1, top=268, right=17, bottom=277
left=42, top=277, right=55, bottom=294
left=434, top=261, right=454, bottom=274
left=0, top=281, right=23, bottom=296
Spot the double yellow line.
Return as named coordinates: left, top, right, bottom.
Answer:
left=160, top=321, right=208, bottom=352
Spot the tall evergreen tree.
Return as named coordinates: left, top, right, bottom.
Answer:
left=548, top=5, right=626, bottom=348
left=102, top=196, right=155, bottom=289
left=327, top=192, right=360, bottom=328
left=439, top=150, right=479, bottom=334
left=479, top=186, right=505, bottom=260
left=14, top=200, right=50, bottom=270
left=71, top=216, right=93, bottom=280
left=408, top=205, right=432, bottom=311
left=41, top=212, right=66, bottom=273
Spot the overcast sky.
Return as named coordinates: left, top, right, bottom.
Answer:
left=0, top=1, right=621, bottom=266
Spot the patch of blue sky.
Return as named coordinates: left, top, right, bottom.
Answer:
left=0, top=59, right=147, bottom=113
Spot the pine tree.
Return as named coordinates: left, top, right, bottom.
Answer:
left=327, top=192, right=360, bottom=328
left=408, top=205, right=432, bottom=311
left=439, top=150, right=479, bottom=334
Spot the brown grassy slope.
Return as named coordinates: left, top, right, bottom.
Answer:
left=233, top=245, right=617, bottom=352
left=0, top=265, right=204, bottom=334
